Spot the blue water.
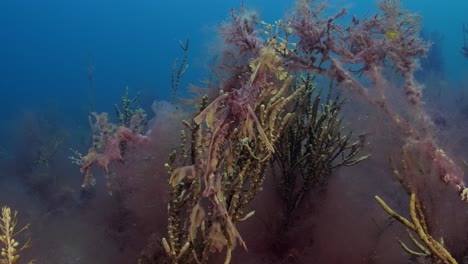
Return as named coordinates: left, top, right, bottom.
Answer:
left=0, top=1, right=288, bottom=121
left=1, top=0, right=467, bottom=125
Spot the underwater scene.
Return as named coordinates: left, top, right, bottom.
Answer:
left=2, top=0, right=468, bottom=263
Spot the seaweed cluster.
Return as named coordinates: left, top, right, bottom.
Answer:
left=64, top=0, right=468, bottom=263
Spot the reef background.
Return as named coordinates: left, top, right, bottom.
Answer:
left=1, top=0, right=468, bottom=263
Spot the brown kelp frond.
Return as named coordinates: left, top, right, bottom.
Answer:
left=375, top=194, right=457, bottom=264
left=272, top=76, right=369, bottom=215
left=0, top=206, right=32, bottom=264
left=162, top=36, right=305, bottom=262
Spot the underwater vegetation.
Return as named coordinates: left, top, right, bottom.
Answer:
left=0, top=207, right=31, bottom=264
left=3, top=0, right=468, bottom=263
